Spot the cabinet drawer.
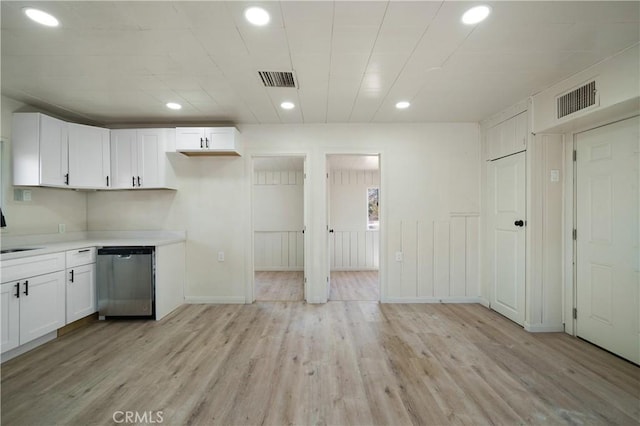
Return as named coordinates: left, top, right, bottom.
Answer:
left=66, top=247, right=96, bottom=268
left=1, top=252, right=65, bottom=284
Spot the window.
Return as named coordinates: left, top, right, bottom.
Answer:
left=367, top=187, right=379, bottom=230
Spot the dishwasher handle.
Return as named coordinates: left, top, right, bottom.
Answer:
left=98, top=246, right=154, bottom=256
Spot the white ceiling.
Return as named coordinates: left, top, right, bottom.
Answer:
left=1, top=1, right=638, bottom=126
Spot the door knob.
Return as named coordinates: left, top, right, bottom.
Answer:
left=514, top=220, right=525, bottom=227
left=329, top=229, right=334, bottom=233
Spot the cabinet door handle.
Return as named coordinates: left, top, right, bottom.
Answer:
left=137, top=176, right=141, bottom=187
left=70, top=269, right=75, bottom=283
left=78, top=249, right=91, bottom=253
left=23, top=281, right=29, bottom=296
left=15, top=283, right=20, bottom=298
left=205, top=138, right=210, bottom=148
left=106, top=176, right=110, bottom=187
left=200, top=137, right=204, bottom=148
left=132, top=176, right=136, bottom=187
left=64, top=173, right=69, bottom=185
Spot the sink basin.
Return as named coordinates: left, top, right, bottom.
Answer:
left=1, top=248, right=39, bottom=254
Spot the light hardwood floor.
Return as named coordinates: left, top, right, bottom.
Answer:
left=2, top=302, right=638, bottom=425
left=255, top=271, right=304, bottom=301
left=330, top=270, right=379, bottom=301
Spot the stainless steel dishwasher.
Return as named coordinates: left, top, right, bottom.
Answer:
left=97, top=246, right=155, bottom=319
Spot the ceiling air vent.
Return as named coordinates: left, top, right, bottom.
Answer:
left=556, top=80, right=597, bottom=119
left=258, top=71, right=297, bottom=88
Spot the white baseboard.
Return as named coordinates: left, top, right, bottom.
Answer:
left=381, top=296, right=483, bottom=304
left=477, top=297, right=490, bottom=308
left=184, top=296, right=246, bottom=304
left=1, top=331, right=57, bottom=363
left=524, top=322, right=564, bottom=333
left=331, top=267, right=379, bottom=272
left=254, top=267, right=304, bottom=272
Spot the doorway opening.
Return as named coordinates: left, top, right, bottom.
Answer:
left=327, top=154, right=380, bottom=301
left=252, top=156, right=305, bottom=301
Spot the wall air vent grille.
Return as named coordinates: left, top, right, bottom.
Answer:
left=258, top=71, right=297, bottom=88
left=556, top=80, right=597, bottom=119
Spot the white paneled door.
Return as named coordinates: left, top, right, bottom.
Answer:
left=576, top=116, right=639, bottom=364
left=489, top=152, right=526, bottom=325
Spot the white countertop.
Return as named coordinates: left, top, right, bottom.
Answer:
left=0, top=230, right=186, bottom=261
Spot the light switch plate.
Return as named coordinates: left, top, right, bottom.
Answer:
left=218, top=251, right=225, bottom=262
left=550, top=169, right=560, bottom=182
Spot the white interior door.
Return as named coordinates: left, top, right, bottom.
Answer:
left=488, top=152, right=526, bottom=325
left=576, top=116, right=639, bottom=364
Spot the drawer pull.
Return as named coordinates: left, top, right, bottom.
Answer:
left=78, top=249, right=91, bottom=253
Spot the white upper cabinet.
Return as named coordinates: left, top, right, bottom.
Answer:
left=68, top=123, right=110, bottom=189
left=175, top=127, right=242, bottom=156
left=487, top=111, right=529, bottom=161
left=12, top=113, right=110, bottom=189
left=110, top=128, right=175, bottom=189
left=13, top=113, right=68, bottom=186
left=110, top=129, right=137, bottom=189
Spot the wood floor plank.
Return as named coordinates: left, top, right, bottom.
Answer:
left=255, top=271, right=303, bottom=301
left=2, top=302, right=638, bottom=426
left=330, top=270, right=379, bottom=301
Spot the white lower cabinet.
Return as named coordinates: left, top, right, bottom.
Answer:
left=66, top=247, right=97, bottom=323
left=66, top=263, right=96, bottom=323
left=0, top=271, right=66, bottom=353
left=0, top=283, right=20, bottom=352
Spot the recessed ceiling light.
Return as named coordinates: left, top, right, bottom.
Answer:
left=23, top=8, right=59, bottom=27
left=395, top=101, right=410, bottom=109
left=245, top=7, right=270, bottom=26
left=166, top=102, right=182, bottom=110
left=280, top=101, right=295, bottom=110
left=461, top=5, right=491, bottom=25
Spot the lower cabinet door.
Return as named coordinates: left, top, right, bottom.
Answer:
left=0, top=283, right=20, bottom=353
left=19, top=271, right=66, bottom=345
left=66, top=263, right=96, bottom=323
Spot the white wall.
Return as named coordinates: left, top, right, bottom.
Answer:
left=88, top=123, right=481, bottom=303
left=253, top=169, right=304, bottom=271
left=329, top=169, right=379, bottom=271
left=0, top=96, right=88, bottom=237
left=532, top=45, right=639, bottom=133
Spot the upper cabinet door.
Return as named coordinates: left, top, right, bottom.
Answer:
left=486, top=112, right=528, bottom=161
left=514, top=112, right=528, bottom=150
left=137, top=129, right=163, bottom=188
left=175, top=127, right=205, bottom=150
left=39, top=114, right=69, bottom=187
left=68, top=123, right=110, bottom=189
left=110, top=129, right=137, bottom=189
left=205, top=127, right=237, bottom=151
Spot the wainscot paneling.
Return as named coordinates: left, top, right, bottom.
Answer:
left=254, top=231, right=304, bottom=271
left=330, top=230, right=379, bottom=271
left=390, top=215, right=480, bottom=300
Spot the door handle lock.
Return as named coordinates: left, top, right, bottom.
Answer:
left=514, top=220, right=525, bottom=227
